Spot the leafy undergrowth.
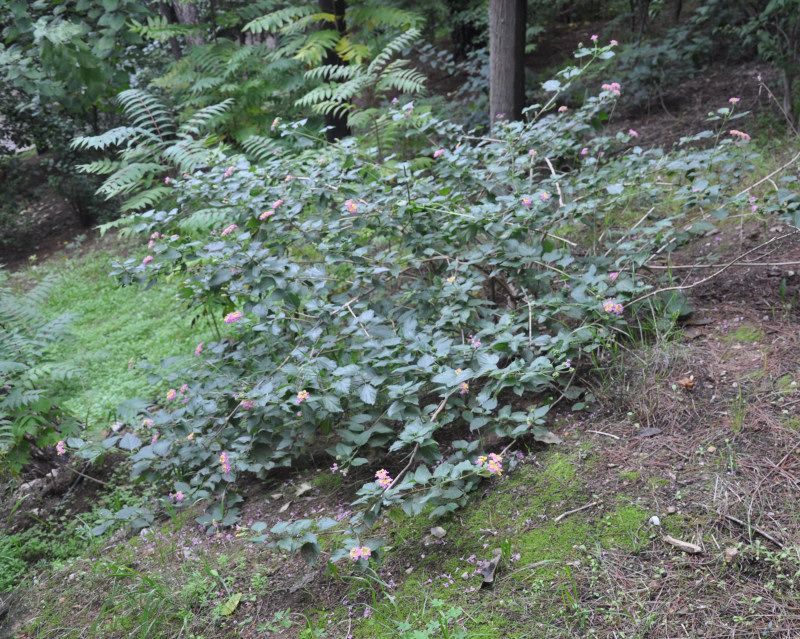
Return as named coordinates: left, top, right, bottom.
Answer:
left=8, top=243, right=800, bottom=638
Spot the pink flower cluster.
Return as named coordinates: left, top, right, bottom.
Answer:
left=609, top=272, right=619, bottom=282
left=169, top=491, right=184, bottom=503
left=730, top=129, right=751, bottom=142
left=603, top=299, right=624, bottom=315
left=296, top=390, right=309, bottom=404
left=521, top=196, right=532, bottom=207
left=459, top=382, right=470, bottom=395
left=344, top=199, right=358, bottom=214
left=220, top=452, right=231, bottom=474
left=433, top=149, right=444, bottom=159
left=558, top=106, right=568, bottom=113
left=221, top=224, right=238, bottom=237
left=468, top=334, right=481, bottom=349
left=628, top=129, right=638, bottom=138
left=601, top=82, right=621, bottom=96
left=376, top=469, right=393, bottom=487
left=224, top=167, right=234, bottom=178
left=56, top=441, right=65, bottom=456
left=142, top=255, right=153, bottom=264
left=330, top=462, right=348, bottom=477
left=540, top=192, right=551, bottom=202
left=349, top=546, right=372, bottom=561
left=476, top=453, right=503, bottom=475
left=259, top=210, right=274, bottom=220
left=142, top=418, right=153, bottom=429
left=224, top=311, right=243, bottom=324
left=240, top=399, right=255, bottom=410
left=194, top=342, right=203, bottom=355
left=729, top=97, right=740, bottom=104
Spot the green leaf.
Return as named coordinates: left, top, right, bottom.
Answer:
left=118, top=433, right=142, bottom=451
left=359, top=384, right=377, bottom=405
left=219, top=593, right=242, bottom=616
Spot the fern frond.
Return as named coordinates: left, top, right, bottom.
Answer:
left=293, top=29, right=341, bottom=66
left=162, top=139, right=212, bottom=171
left=121, top=186, right=174, bottom=212
left=96, top=162, right=167, bottom=198
left=75, top=157, right=120, bottom=175
left=178, top=99, right=234, bottom=137
left=117, top=89, right=175, bottom=144
left=335, top=36, right=370, bottom=64
left=178, top=208, right=235, bottom=233
left=347, top=6, right=423, bottom=31
left=367, top=28, right=422, bottom=75
left=377, top=64, right=427, bottom=94
left=240, top=135, right=278, bottom=162
left=304, top=64, right=359, bottom=82
left=129, top=15, right=203, bottom=41
left=71, top=127, right=140, bottom=151
left=312, top=100, right=354, bottom=119
left=244, top=5, right=316, bottom=34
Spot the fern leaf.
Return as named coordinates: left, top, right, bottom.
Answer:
left=121, top=186, right=174, bottom=212
left=244, top=5, right=316, bottom=34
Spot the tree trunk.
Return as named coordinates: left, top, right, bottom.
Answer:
left=172, top=1, right=205, bottom=48
left=318, top=0, right=351, bottom=142
left=489, top=0, right=526, bottom=123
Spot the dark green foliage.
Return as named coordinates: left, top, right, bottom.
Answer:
left=0, top=274, right=79, bottom=473
left=64, top=44, right=763, bottom=565
left=72, top=89, right=233, bottom=211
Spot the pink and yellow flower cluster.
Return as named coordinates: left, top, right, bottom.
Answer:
left=349, top=546, right=372, bottom=561
left=375, top=469, right=393, bottom=487
left=476, top=453, right=503, bottom=475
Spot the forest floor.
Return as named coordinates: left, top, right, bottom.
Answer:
left=2, top=26, right=800, bottom=639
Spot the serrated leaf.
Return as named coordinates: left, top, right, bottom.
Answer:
left=118, top=433, right=142, bottom=451
left=359, top=384, right=377, bottom=405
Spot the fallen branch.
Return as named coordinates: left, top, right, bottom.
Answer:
left=554, top=501, right=598, bottom=523
left=646, top=260, right=800, bottom=270
left=587, top=430, right=619, bottom=440
left=662, top=534, right=702, bottom=554
left=631, top=228, right=800, bottom=304
left=719, top=512, right=785, bottom=549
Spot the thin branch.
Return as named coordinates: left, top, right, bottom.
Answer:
left=554, top=501, right=599, bottom=523
left=386, top=442, right=420, bottom=491
left=630, top=228, right=800, bottom=304
left=646, top=259, right=800, bottom=270
left=587, top=430, right=620, bottom=440
left=542, top=155, right=565, bottom=208
left=719, top=512, right=785, bottom=549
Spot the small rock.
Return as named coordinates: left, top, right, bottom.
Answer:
left=110, top=421, right=124, bottom=432
left=724, top=547, right=739, bottom=563
left=139, top=528, right=151, bottom=538
left=270, top=493, right=283, bottom=500
left=430, top=526, right=447, bottom=539
left=405, top=566, right=414, bottom=574
left=649, top=515, right=661, bottom=527
left=461, top=571, right=470, bottom=580
left=666, top=506, right=676, bottom=514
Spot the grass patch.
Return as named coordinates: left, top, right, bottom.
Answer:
left=10, top=245, right=215, bottom=425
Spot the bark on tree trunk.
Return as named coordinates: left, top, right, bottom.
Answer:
left=489, top=0, right=526, bottom=123
left=172, top=1, right=205, bottom=48
left=318, top=0, right=351, bottom=142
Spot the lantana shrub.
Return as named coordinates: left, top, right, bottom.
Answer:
left=70, top=45, right=757, bottom=563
